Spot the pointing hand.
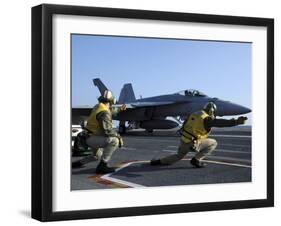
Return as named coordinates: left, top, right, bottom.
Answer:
left=120, top=104, right=127, bottom=111
left=237, top=116, right=247, bottom=125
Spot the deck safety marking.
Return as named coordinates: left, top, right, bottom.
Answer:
left=90, top=158, right=250, bottom=188
left=120, top=147, right=137, bottom=151
left=182, top=158, right=251, bottom=168
left=162, top=149, right=177, bottom=153
left=219, top=143, right=251, bottom=148
left=214, top=149, right=251, bottom=154
left=89, top=175, right=130, bottom=188
left=166, top=148, right=252, bottom=154
left=101, top=161, right=146, bottom=188
left=205, top=155, right=251, bottom=164
left=90, top=161, right=148, bottom=188
left=126, top=134, right=251, bottom=143
left=167, top=144, right=251, bottom=149
left=210, top=134, right=251, bottom=138
left=101, top=174, right=145, bottom=188
left=162, top=148, right=251, bottom=155
left=201, top=160, right=251, bottom=168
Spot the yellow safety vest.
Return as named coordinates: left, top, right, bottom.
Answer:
left=181, top=110, right=211, bottom=143
left=85, top=103, right=111, bottom=135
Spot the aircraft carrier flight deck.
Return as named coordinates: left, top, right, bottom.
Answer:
left=71, top=126, right=251, bottom=190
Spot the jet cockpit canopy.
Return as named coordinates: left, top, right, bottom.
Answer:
left=177, top=89, right=206, bottom=97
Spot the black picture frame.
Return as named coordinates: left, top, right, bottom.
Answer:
left=32, top=4, right=274, bottom=222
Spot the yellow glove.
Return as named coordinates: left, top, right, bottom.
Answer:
left=120, top=104, right=127, bottom=111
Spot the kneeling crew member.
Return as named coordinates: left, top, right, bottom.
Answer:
left=150, top=102, right=247, bottom=168
left=74, top=90, right=125, bottom=174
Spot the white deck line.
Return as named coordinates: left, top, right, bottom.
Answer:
left=160, top=152, right=252, bottom=164
left=181, top=158, right=251, bottom=168
left=168, top=144, right=251, bottom=149
left=120, top=147, right=137, bottom=151
left=210, top=134, right=251, bottom=138
left=101, top=175, right=146, bottom=188
left=126, top=134, right=251, bottom=143
left=215, top=149, right=251, bottom=154
left=206, top=155, right=251, bottom=164
left=219, top=143, right=251, bottom=148
left=162, top=149, right=178, bottom=153
left=202, top=160, right=252, bottom=168
left=99, top=159, right=250, bottom=188
left=162, top=149, right=251, bottom=154
left=101, top=161, right=147, bottom=188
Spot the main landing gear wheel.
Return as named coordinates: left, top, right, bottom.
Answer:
left=146, top=129, right=153, bottom=133
left=119, top=125, right=126, bottom=134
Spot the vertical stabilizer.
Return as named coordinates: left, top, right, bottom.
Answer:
left=93, top=78, right=108, bottom=95
left=118, top=83, right=136, bottom=103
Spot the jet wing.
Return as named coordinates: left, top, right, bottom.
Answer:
left=113, top=101, right=177, bottom=109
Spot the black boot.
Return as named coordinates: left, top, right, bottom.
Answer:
left=72, top=155, right=97, bottom=168
left=190, top=157, right=206, bottom=168
left=150, top=159, right=162, bottom=166
left=72, top=160, right=84, bottom=168
left=95, top=160, right=116, bottom=174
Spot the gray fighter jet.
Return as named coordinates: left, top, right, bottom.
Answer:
left=72, top=78, right=251, bottom=133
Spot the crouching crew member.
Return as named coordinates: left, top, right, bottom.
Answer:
left=151, top=102, right=247, bottom=168
left=73, top=90, right=126, bottom=174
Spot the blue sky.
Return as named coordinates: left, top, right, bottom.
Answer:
left=72, top=34, right=252, bottom=123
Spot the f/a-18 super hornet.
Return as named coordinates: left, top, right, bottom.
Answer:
left=72, top=78, right=251, bottom=134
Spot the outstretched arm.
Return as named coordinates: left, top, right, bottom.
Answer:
left=204, top=116, right=247, bottom=130
left=111, top=104, right=127, bottom=117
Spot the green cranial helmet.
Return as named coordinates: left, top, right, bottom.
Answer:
left=203, top=102, right=217, bottom=117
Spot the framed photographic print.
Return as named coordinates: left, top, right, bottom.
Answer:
left=32, top=4, right=274, bottom=221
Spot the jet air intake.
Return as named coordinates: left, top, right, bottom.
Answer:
left=140, top=119, right=179, bottom=130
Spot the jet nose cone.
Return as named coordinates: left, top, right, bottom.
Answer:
left=215, top=100, right=251, bottom=116
left=240, top=105, right=252, bottom=114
